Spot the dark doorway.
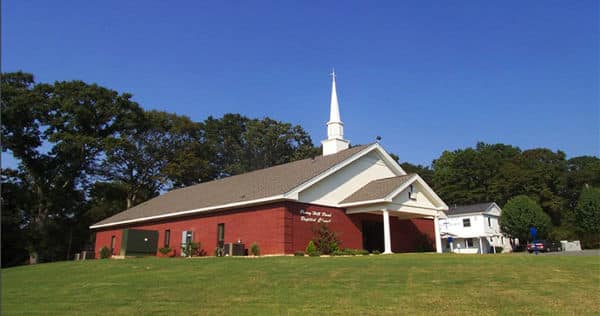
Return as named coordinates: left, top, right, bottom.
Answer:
left=362, top=221, right=384, bottom=252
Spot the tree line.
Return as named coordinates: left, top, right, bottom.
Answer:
left=1, top=72, right=318, bottom=266
left=2, top=72, right=598, bottom=266
left=399, top=143, right=600, bottom=246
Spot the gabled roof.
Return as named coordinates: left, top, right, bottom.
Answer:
left=446, top=202, right=497, bottom=215
left=340, top=175, right=415, bottom=204
left=91, top=144, right=370, bottom=229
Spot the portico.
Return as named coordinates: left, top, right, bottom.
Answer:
left=339, top=174, right=448, bottom=254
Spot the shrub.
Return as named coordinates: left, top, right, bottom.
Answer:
left=99, top=246, right=111, bottom=259
left=305, top=240, right=317, bottom=255
left=312, top=223, right=339, bottom=255
left=181, top=242, right=200, bottom=257
left=294, top=251, right=305, bottom=257
left=331, top=250, right=344, bottom=256
left=159, top=246, right=172, bottom=255
left=308, top=251, right=321, bottom=257
left=250, top=243, right=260, bottom=256
left=493, top=247, right=503, bottom=253
left=371, top=250, right=381, bottom=255
left=359, top=249, right=370, bottom=256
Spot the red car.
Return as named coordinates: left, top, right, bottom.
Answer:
left=527, top=240, right=561, bottom=253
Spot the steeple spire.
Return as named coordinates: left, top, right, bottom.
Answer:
left=322, top=69, right=350, bottom=155
left=329, top=69, right=341, bottom=124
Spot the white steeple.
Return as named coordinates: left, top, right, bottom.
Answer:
left=322, top=69, right=350, bottom=156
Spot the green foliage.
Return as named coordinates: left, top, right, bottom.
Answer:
left=294, top=251, right=305, bottom=257
left=99, top=246, right=111, bottom=259
left=181, top=242, right=200, bottom=257
left=371, top=250, right=381, bottom=255
left=311, top=223, right=339, bottom=255
left=159, top=247, right=172, bottom=255
left=575, top=187, right=600, bottom=234
left=250, top=243, right=260, bottom=256
left=501, top=195, right=551, bottom=242
left=305, top=240, right=317, bottom=255
left=493, top=247, right=503, bottom=253
left=308, top=251, right=321, bottom=257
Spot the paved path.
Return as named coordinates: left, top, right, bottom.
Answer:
left=531, top=249, right=600, bottom=256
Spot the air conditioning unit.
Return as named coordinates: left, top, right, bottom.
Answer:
left=224, top=242, right=245, bottom=256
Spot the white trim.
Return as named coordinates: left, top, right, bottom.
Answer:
left=89, top=195, right=288, bottom=229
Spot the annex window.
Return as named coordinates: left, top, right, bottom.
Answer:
left=111, top=235, right=116, bottom=253
left=488, top=217, right=491, bottom=227
left=466, top=238, right=474, bottom=248
left=164, top=229, right=171, bottom=247
left=463, top=218, right=471, bottom=227
left=217, top=223, right=225, bottom=247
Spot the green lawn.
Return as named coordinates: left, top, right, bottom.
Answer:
left=2, top=253, right=599, bottom=315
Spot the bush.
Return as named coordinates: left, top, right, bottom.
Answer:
left=493, top=247, right=503, bottom=253
left=359, top=249, right=370, bottom=256
left=99, top=246, right=111, bottom=259
left=331, top=250, right=344, bottom=256
left=371, top=250, right=381, bottom=255
left=159, top=246, right=172, bottom=255
left=181, top=242, right=200, bottom=257
left=294, top=251, right=305, bottom=257
left=308, top=251, right=321, bottom=257
left=305, top=240, right=317, bottom=255
left=312, top=223, right=339, bottom=255
left=250, top=243, right=260, bottom=256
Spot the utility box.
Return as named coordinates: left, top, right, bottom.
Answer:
left=224, top=243, right=245, bottom=256
left=120, top=229, right=159, bottom=256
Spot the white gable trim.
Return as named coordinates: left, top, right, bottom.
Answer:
left=284, top=143, right=405, bottom=199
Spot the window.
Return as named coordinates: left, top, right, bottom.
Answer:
left=111, top=235, right=116, bottom=254
left=164, top=230, right=171, bottom=247
left=466, top=238, right=474, bottom=248
left=408, top=184, right=417, bottom=200
left=217, top=223, right=225, bottom=247
left=488, top=217, right=491, bottom=227
left=463, top=218, right=471, bottom=227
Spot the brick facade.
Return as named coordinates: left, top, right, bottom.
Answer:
left=94, top=201, right=435, bottom=257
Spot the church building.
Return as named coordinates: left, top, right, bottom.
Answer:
left=92, top=72, right=449, bottom=257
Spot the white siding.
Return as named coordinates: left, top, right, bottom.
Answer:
left=298, top=151, right=397, bottom=205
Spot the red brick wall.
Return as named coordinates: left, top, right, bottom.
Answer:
left=284, top=202, right=362, bottom=253
left=346, top=213, right=436, bottom=252
left=94, top=203, right=288, bottom=257
left=94, top=201, right=437, bottom=257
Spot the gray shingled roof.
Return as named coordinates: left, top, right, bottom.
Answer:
left=446, top=202, right=495, bottom=215
left=340, top=174, right=415, bottom=204
left=92, top=145, right=370, bottom=228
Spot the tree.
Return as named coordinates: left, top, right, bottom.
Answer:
left=101, top=110, right=211, bottom=208
left=399, top=162, right=434, bottom=184
left=500, top=195, right=552, bottom=242
left=203, top=114, right=317, bottom=178
left=574, top=187, right=600, bottom=236
left=1, top=72, right=141, bottom=263
left=432, top=143, right=522, bottom=206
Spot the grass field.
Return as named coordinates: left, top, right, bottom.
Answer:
left=2, top=253, right=599, bottom=315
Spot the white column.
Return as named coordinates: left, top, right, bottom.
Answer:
left=382, top=209, right=392, bottom=254
left=434, top=215, right=442, bottom=253
left=479, top=237, right=484, bottom=254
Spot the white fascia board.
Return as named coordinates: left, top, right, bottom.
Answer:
left=338, top=198, right=389, bottom=208
left=382, top=174, right=419, bottom=201
left=412, top=174, right=449, bottom=210
left=89, top=195, right=288, bottom=229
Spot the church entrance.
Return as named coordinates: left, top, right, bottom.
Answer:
left=362, top=221, right=384, bottom=252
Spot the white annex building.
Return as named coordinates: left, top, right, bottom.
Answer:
left=439, top=202, right=513, bottom=254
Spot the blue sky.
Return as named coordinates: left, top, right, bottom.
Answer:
left=2, top=1, right=598, bottom=167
